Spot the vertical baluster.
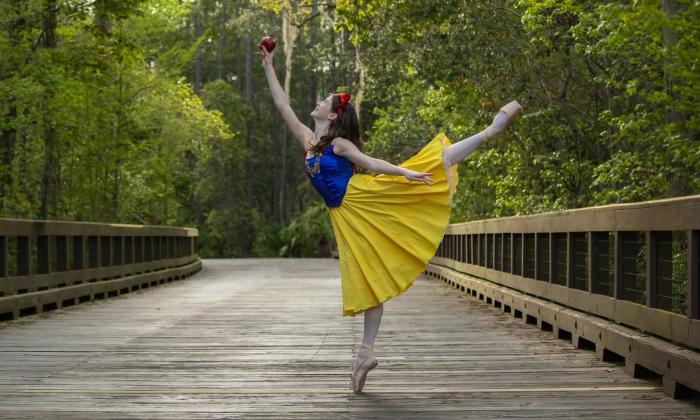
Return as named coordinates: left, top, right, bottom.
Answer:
left=587, top=231, right=594, bottom=293
left=534, top=233, right=539, bottom=280
left=508, top=233, right=515, bottom=273
left=614, top=232, right=623, bottom=299
left=467, top=234, right=472, bottom=264
left=566, top=232, right=573, bottom=289
left=449, top=234, right=453, bottom=260
left=688, top=230, right=698, bottom=319
left=548, top=233, right=553, bottom=283
left=0, top=236, right=6, bottom=278
left=647, top=231, right=657, bottom=308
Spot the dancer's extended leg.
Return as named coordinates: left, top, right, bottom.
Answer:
left=444, top=100, right=522, bottom=167
left=352, top=303, right=383, bottom=392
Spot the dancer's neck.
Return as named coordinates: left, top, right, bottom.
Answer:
left=313, top=120, right=330, bottom=143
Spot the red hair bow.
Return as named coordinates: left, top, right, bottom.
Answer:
left=336, top=93, right=351, bottom=116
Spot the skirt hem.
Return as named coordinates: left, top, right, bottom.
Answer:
left=342, top=270, right=423, bottom=317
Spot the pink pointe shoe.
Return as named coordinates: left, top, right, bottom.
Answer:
left=499, top=100, right=522, bottom=124
left=485, top=100, right=522, bottom=137
left=351, top=344, right=378, bottom=393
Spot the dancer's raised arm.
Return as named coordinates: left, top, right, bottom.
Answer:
left=259, top=45, right=313, bottom=150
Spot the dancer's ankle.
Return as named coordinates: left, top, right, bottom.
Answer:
left=489, top=111, right=510, bottom=136
left=359, top=343, right=374, bottom=353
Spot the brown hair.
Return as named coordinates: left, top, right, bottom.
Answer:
left=310, top=94, right=363, bottom=173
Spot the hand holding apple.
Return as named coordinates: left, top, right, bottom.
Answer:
left=258, top=36, right=276, bottom=67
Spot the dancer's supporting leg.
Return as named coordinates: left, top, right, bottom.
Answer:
left=363, top=303, right=383, bottom=346
left=444, top=100, right=522, bottom=167
left=352, top=303, right=383, bottom=392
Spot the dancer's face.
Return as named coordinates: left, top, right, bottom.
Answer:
left=311, top=94, right=337, bottom=122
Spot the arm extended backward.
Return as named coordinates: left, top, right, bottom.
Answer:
left=333, top=138, right=434, bottom=185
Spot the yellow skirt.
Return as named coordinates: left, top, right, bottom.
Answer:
left=328, top=132, right=459, bottom=316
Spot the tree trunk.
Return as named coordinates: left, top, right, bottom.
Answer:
left=0, top=2, right=25, bottom=213
left=661, top=0, right=680, bottom=123
left=217, top=3, right=227, bottom=80
left=194, top=0, right=203, bottom=95
left=270, top=98, right=280, bottom=223
left=281, top=11, right=299, bottom=222
left=307, top=1, right=318, bottom=127
left=245, top=34, right=254, bottom=199
left=40, top=0, right=59, bottom=220
left=354, top=45, right=364, bottom=131
left=341, top=29, right=350, bottom=88
left=661, top=0, right=687, bottom=196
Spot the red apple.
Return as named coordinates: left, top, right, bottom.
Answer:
left=260, top=36, right=276, bottom=53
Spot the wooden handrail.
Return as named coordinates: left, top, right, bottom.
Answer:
left=0, top=219, right=201, bottom=321
left=433, top=195, right=700, bottom=350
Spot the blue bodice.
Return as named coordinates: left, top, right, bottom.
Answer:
left=304, top=144, right=354, bottom=207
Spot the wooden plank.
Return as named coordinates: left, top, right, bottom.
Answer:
left=1, top=259, right=698, bottom=418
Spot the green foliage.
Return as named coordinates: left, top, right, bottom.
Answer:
left=355, top=0, right=700, bottom=221
left=1, top=0, right=698, bottom=259
left=0, top=0, right=232, bottom=227
left=254, top=201, right=334, bottom=257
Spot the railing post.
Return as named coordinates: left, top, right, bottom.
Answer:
left=614, top=232, right=623, bottom=299
left=448, top=234, right=451, bottom=259
left=520, top=234, right=525, bottom=276
left=566, top=232, right=573, bottom=288
left=0, top=236, right=6, bottom=278
left=476, top=234, right=481, bottom=266
left=647, top=231, right=657, bottom=308
left=534, top=233, right=539, bottom=280
left=689, top=230, right=698, bottom=319
left=455, top=234, right=459, bottom=262
left=491, top=233, right=498, bottom=270
left=469, top=234, right=474, bottom=264
left=500, top=233, right=504, bottom=272
left=548, top=233, right=553, bottom=283
left=587, top=231, right=593, bottom=293
left=509, top=233, right=514, bottom=274
left=491, top=233, right=495, bottom=270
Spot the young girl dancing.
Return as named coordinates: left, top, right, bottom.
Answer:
left=259, top=44, right=521, bottom=393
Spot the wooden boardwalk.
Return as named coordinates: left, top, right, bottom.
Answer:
left=0, top=258, right=699, bottom=419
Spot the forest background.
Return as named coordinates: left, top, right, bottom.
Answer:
left=1, top=0, right=698, bottom=258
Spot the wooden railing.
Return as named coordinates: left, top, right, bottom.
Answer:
left=428, top=195, right=700, bottom=398
left=0, top=219, right=201, bottom=321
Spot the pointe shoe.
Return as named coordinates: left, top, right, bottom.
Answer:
left=486, top=100, right=522, bottom=137
left=351, top=344, right=378, bottom=393
left=498, top=100, right=522, bottom=123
